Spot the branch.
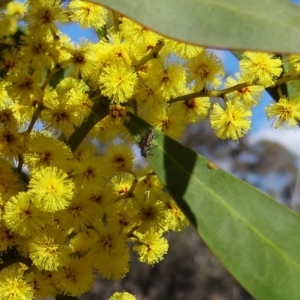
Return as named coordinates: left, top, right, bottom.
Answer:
left=66, top=96, right=110, bottom=152
left=169, top=74, right=300, bottom=104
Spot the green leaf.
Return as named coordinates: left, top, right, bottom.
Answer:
left=91, top=0, right=300, bottom=54
left=230, top=50, right=243, bottom=61
left=126, top=112, right=300, bottom=300
left=95, top=25, right=109, bottom=41
left=49, top=68, right=65, bottom=88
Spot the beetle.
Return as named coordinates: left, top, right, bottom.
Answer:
left=139, top=128, right=157, bottom=158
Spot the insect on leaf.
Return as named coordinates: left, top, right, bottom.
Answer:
left=126, top=111, right=300, bottom=300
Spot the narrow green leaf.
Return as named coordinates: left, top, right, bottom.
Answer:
left=126, top=112, right=300, bottom=300
left=230, top=50, right=243, bottom=61
left=91, top=0, right=300, bottom=54
left=49, top=68, right=65, bottom=88
left=95, top=25, right=109, bottom=41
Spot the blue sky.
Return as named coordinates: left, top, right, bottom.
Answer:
left=16, top=0, right=296, bottom=136
left=58, top=23, right=273, bottom=134
left=216, top=51, right=274, bottom=133
left=59, top=22, right=98, bottom=43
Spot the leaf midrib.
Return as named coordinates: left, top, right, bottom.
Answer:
left=154, top=140, right=300, bottom=272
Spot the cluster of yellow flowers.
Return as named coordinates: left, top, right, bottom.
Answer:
left=0, top=0, right=300, bottom=299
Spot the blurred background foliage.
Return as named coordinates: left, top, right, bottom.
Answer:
left=78, top=115, right=298, bottom=300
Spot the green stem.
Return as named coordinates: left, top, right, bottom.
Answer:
left=16, top=154, right=24, bottom=174
left=41, top=66, right=59, bottom=90
left=169, top=74, right=300, bottom=104
left=66, top=96, right=110, bottom=152
left=133, top=40, right=165, bottom=70
left=26, top=103, right=43, bottom=133
left=55, top=295, right=80, bottom=300
left=275, top=74, right=299, bottom=85
left=115, top=177, right=138, bottom=202
left=25, top=67, right=59, bottom=134
left=112, top=11, right=120, bottom=32
left=277, top=86, right=283, bottom=99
